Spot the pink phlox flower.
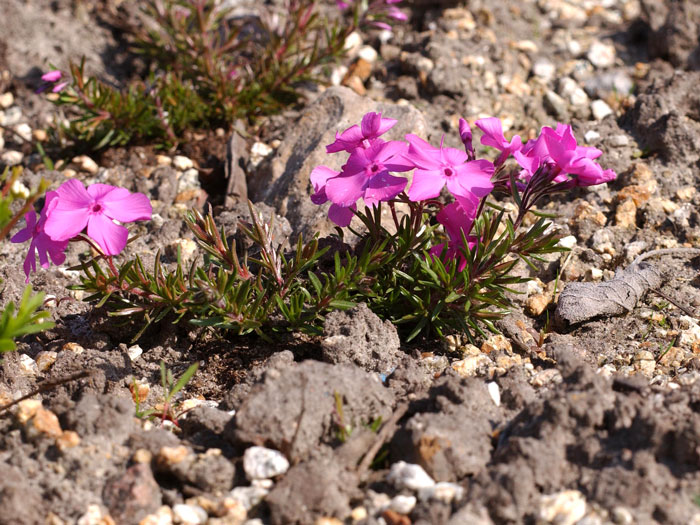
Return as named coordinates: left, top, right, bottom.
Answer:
left=335, top=0, right=351, bottom=9
left=324, top=140, right=411, bottom=208
left=429, top=194, right=479, bottom=272
left=37, top=70, right=67, bottom=93
left=386, top=6, right=407, bottom=20
left=404, top=134, right=495, bottom=202
left=41, top=70, right=62, bottom=83
left=475, top=117, right=522, bottom=166
left=326, top=112, right=397, bottom=154
left=11, top=191, right=68, bottom=283
left=458, top=118, right=475, bottom=160
left=44, top=179, right=152, bottom=256
left=515, top=123, right=615, bottom=186
left=310, top=165, right=357, bottom=227
left=371, top=21, right=393, bottom=30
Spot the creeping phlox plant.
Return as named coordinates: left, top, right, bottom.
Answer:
left=10, top=114, right=616, bottom=343
left=308, top=112, right=615, bottom=338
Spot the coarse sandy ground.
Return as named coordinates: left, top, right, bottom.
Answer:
left=1, top=0, right=700, bottom=524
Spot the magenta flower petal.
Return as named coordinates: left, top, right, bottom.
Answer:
left=476, top=117, right=508, bottom=149
left=310, top=166, right=339, bottom=205
left=22, top=244, right=37, bottom=283
left=41, top=70, right=62, bottom=82
left=325, top=171, right=367, bottom=207
left=44, top=206, right=89, bottom=241
left=54, top=179, right=93, bottom=207
left=328, top=204, right=356, bottom=227
left=86, top=183, right=121, bottom=201
left=360, top=112, right=396, bottom=138
left=11, top=212, right=36, bottom=243
left=87, top=214, right=129, bottom=255
left=371, top=21, right=393, bottom=31
left=408, top=169, right=443, bottom=201
left=363, top=173, right=406, bottom=206
left=453, top=159, right=495, bottom=198
left=100, top=190, right=153, bottom=223
left=52, top=82, right=68, bottom=93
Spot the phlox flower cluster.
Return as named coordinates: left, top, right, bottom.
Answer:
left=11, top=180, right=152, bottom=282
left=37, top=70, right=68, bottom=94
left=311, top=112, right=617, bottom=269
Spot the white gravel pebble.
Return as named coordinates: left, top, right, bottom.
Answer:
left=172, top=503, right=207, bottom=525
left=556, top=235, right=577, bottom=250
left=387, top=461, right=435, bottom=491
left=73, top=155, right=99, bottom=175
left=538, top=490, right=586, bottom=525
left=127, top=345, right=143, bottom=361
left=173, top=155, right=195, bottom=171
left=19, top=354, right=39, bottom=375
left=587, top=40, right=616, bottom=68
left=229, top=486, right=270, bottom=511
left=487, top=381, right=501, bottom=407
left=1, top=106, right=23, bottom=126
left=418, top=482, right=465, bottom=503
left=591, top=99, right=613, bottom=120
left=0, top=92, right=14, bottom=109
left=358, top=45, right=378, bottom=63
left=250, top=141, right=273, bottom=167
left=1, top=150, right=23, bottom=166
left=179, top=168, right=201, bottom=190
left=584, top=130, right=601, bottom=142
left=532, top=58, right=555, bottom=82
left=14, top=123, right=32, bottom=142
left=389, top=494, right=416, bottom=514
left=243, top=446, right=290, bottom=480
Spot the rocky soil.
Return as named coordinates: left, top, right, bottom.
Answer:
left=2, top=0, right=700, bottom=524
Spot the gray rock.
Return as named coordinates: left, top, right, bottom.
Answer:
left=232, top=360, right=395, bottom=462
left=0, top=464, right=43, bottom=525
left=391, top=376, right=495, bottom=481
left=102, top=464, right=162, bottom=524
left=544, top=90, right=569, bottom=121
left=321, top=303, right=403, bottom=374
left=248, top=86, right=427, bottom=238
left=266, top=455, right=359, bottom=524
left=63, top=393, right=136, bottom=445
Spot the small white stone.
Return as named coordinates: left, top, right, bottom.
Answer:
left=250, top=141, right=273, bottom=167
left=1, top=106, right=22, bottom=126
left=243, top=446, right=290, bottom=480
left=343, top=31, right=363, bottom=54
left=1, top=150, right=23, bottom=166
left=451, top=355, right=492, bottom=378
left=14, top=123, right=32, bottom=142
left=0, top=134, right=5, bottom=151
left=19, top=354, right=39, bottom=375
left=173, top=155, right=195, bottom=171
left=156, top=155, right=172, bottom=166
left=77, top=504, right=105, bottom=525
left=418, top=482, right=465, bottom=504
left=330, top=65, right=349, bottom=86
left=532, top=58, right=555, bottom=82
left=179, top=168, right=200, bottom=190
left=591, top=99, right=613, bottom=120
left=539, top=490, right=586, bottom=525
left=557, top=235, right=577, bottom=250
left=609, top=134, right=629, bottom=147
left=0, top=92, right=14, bottom=109
left=584, top=130, right=601, bottom=142
left=611, top=506, right=634, bottom=524
left=387, top=461, right=435, bottom=491
left=487, top=381, right=501, bottom=407
left=389, top=494, right=416, bottom=514
left=358, top=45, right=378, bottom=64
left=36, top=351, right=58, bottom=372
left=251, top=478, right=274, bottom=489
left=127, top=345, right=143, bottom=361
left=587, top=41, right=616, bottom=68
left=172, top=503, right=207, bottom=525
left=72, top=155, right=99, bottom=175
left=229, top=486, right=269, bottom=511
left=10, top=179, right=30, bottom=199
